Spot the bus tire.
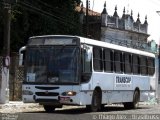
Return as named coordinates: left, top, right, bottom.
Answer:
left=123, top=102, right=131, bottom=109
left=123, top=90, right=140, bottom=109
left=131, top=90, right=140, bottom=109
left=90, top=89, right=102, bottom=112
left=43, top=105, right=55, bottom=113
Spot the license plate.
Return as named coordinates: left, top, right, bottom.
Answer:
left=60, top=97, right=70, bottom=102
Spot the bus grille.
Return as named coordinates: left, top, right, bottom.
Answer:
left=35, top=99, right=59, bottom=103
left=35, top=86, right=59, bottom=90
left=35, top=92, right=59, bottom=96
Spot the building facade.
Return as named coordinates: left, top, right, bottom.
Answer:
left=79, top=2, right=158, bottom=53
left=101, top=3, right=150, bottom=52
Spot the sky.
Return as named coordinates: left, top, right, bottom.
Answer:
left=82, top=0, right=160, bottom=44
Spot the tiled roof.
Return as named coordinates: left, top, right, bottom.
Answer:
left=75, top=6, right=101, bottom=16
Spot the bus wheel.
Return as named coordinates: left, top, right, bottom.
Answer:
left=123, top=90, right=140, bottom=109
left=132, top=90, right=140, bottom=109
left=90, top=89, right=102, bottom=112
left=43, top=105, right=55, bottom=113
left=123, top=102, right=131, bottom=109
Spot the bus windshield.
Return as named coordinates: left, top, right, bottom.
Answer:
left=25, top=46, right=79, bottom=84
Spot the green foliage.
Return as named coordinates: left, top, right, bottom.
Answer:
left=0, top=0, right=82, bottom=53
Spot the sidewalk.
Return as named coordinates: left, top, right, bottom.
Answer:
left=0, top=101, right=83, bottom=113
left=0, top=101, right=43, bottom=113
left=0, top=101, right=41, bottom=109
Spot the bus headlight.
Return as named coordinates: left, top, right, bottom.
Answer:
left=22, top=90, right=33, bottom=95
left=62, top=91, right=77, bottom=96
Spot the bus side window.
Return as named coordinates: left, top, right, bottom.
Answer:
left=124, top=53, right=132, bottom=74
left=132, top=54, right=140, bottom=74
left=93, top=47, right=103, bottom=71
left=140, top=56, right=147, bottom=75
left=114, top=51, right=123, bottom=73
left=103, top=48, right=113, bottom=72
left=148, top=57, right=155, bottom=76
left=81, top=44, right=92, bottom=83
left=82, top=45, right=92, bottom=73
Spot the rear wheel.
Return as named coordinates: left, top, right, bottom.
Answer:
left=123, top=102, right=131, bottom=109
left=123, top=90, right=140, bottom=109
left=132, top=90, right=140, bottom=109
left=43, top=105, right=55, bottom=113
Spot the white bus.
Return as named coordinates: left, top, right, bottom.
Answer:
left=19, top=35, right=158, bottom=112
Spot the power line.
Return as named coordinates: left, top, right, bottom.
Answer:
left=35, top=0, right=79, bottom=26
left=36, top=0, right=65, bottom=16
left=1, top=0, right=83, bottom=35
left=1, top=0, right=80, bottom=28
left=17, top=1, right=79, bottom=28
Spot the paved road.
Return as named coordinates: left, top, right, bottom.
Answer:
left=1, top=104, right=160, bottom=120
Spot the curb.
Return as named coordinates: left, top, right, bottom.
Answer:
left=0, top=101, right=42, bottom=110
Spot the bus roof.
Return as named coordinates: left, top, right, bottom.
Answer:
left=29, top=35, right=155, bottom=58
left=78, top=36, right=155, bottom=58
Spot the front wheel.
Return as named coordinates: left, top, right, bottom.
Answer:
left=90, top=89, right=102, bottom=112
left=43, top=105, right=55, bottom=113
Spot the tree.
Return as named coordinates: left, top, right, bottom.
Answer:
left=0, top=0, right=81, bottom=53
left=0, top=4, right=4, bottom=54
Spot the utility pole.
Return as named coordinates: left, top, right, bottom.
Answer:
left=156, top=11, right=160, bottom=101
left=86, top=0, right=89, bottom=37
left=3, top=4, right=11, bottom=56
left=0, top=0, right=11, bottom=104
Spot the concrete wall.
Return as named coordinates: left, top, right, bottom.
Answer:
left=0, top=54, right=23, bottom=101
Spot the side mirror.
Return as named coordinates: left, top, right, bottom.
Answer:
left=19, top=46, right=26, bottom=66
left=19, top=53, right=23, bottom=66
